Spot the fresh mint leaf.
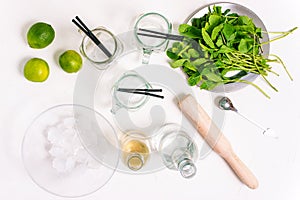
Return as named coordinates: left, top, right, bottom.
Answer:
left=223, top=9, right=231, bottom=15
left=202, top=28, right=215, bottom=48
left=216, top=35, right=223, bottom=47
left=188, top=49, right=200, bottom=58
left=200, top=80, right=219, bottom=90
left=178, top=24, right=201, bottom=38
left=192, top=58, right=207, bottom=67
left=222, top=23, right=235, bottom=40
left=203, top=71, right=223, bottom=82
left=166, top=49, right=179, bottom=60
left=213, top=6, right=222, bottom=15
left=238, top=38, right=251, bottom=53
left=211, top=24, right=223, bottom=41
left=235, top=25, right=255, bottom=33
left=184, top=60, right=197, bottom=72
left=170, top=59, right=187, bottom=68
left=209, top=15, right=221, bottom=27
left=188, top=73, right=202, bottom=86
left=218, top=45, right=233, bottom=53
left=255, top=27, right=262, bottom=38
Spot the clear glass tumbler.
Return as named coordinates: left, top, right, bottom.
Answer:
left=80, top=27, right=123, bottom=70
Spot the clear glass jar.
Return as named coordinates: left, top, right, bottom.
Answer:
left=133, top=12, right=172, bottom=64
left=111, top=70, right=152, bottom=114
left=80, top=27, right=123, bottom=70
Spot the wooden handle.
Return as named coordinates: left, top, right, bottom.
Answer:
left=178, top=94, right=258, bottom=189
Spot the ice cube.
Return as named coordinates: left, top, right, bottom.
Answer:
left=61, top=136, right=76, bottom=155
left=63, top=117, right=76, bottom=129
left=71, top=134, right=84, bottom=152
left=49, top=146, right=68, bottom=159
left=56, top=122, right=67, bottom=132
left=62, top=129, right=76, bottom=138
left=52, top=158, right=67, bottom=173
left=74, top=148, right=88, bottom=164
left=47, top=127, right=63, bottom=145
left=65, top=157, right=76, bottom=171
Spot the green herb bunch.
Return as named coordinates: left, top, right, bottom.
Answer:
left=166, top=6, right=297, bottom=98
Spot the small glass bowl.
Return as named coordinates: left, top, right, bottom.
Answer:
left=22, top=104, right=120, bottom=197
left=80, top=27, right=123, bottom=70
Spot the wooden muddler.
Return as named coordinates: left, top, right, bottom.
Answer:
left=178, top=94, right=258, bottom=189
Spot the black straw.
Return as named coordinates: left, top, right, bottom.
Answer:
left=118, top=90, right=164, bottom=99
left=117, top=88, right=164, bottom=99
left=72, top=16, right=112, bottom=58
left=117, top=88, right=162, bottom=92
left=137, top=28, right=184, bottom=41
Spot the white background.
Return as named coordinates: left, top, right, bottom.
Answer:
left=1, top=0, right=300, bottom=199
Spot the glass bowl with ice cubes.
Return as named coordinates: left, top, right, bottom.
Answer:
left=22, top=104, right=120, bottom=197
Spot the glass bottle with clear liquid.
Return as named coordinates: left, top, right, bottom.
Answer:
left=158, top=124, right=198, bottom=178
left=120, top=131, right=150, bottom=171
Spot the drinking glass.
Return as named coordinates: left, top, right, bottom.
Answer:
left=134, top=12, right=172, bottom=64
left=80, top=27, right=123, bottom=70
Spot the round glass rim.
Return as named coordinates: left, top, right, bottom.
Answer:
left=133, top=12, right=172, bottom=49
left=21, top=104, right=120, bottom=198
left=112, top=72, right=152, bottom=110
left=80, top=27, right=119, bottom=65
left=126, top=153, right=145, bottom=171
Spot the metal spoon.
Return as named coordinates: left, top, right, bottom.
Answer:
left=218, top=96, right=278, bottom=139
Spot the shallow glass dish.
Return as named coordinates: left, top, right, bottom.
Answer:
left=22, top=104, right=120, bottom=197
left=183, top=2, right=270, bottom=93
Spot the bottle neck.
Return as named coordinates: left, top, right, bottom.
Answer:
left=126, top=153, right=144, bottom=171
left=178, top=158, right=197, bottom=179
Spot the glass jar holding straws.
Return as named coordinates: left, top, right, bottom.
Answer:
left=133, top=12, right=172, bottom=64
left=111, top=70, right=164, bottom=114
left=72, top=16, right=123, bottom=70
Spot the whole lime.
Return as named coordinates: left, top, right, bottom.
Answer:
left=27, top=22, right=55, bottom=49
left=24, top=58, right=50, bottom=82
left=59, top=50, right=83, bottom=73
